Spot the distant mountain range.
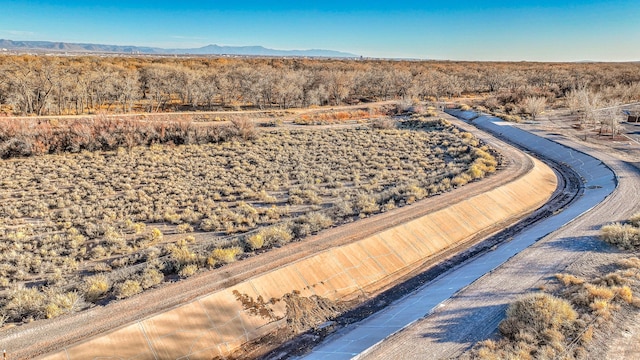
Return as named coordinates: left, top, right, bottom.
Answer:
left=0, top=39, right=359, bottom=58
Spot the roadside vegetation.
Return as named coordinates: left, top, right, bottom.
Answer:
left=600, top=213, right=640, bottom=250
left=0, top=116, right=497, bottom=325
left=465, top=261, right=640, bottom=359
left=464, top=214, right=640, bottom=359
left=475, top=85, right=632, bottom=138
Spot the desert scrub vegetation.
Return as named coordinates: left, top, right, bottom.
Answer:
left=464, top=216, right=640, bottom=360
left=0, top=115, right=255, bottom=159
left=600, top=213, right=640, bottom=250
left=0, top=118, right=497, bottom=324
left=464, top=257, right=640, bottom=360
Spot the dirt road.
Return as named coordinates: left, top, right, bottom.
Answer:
left=360, top=115, right=640, bottom=359
left=4, top=101, right=397, bottom=122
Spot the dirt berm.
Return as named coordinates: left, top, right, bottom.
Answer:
left=36, top=149, right=556, bottom=359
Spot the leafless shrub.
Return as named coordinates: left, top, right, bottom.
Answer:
left=522, top=96, right=547, bottom=120
left=482, top=97, right=500, bottom=111
left=4, top=286, right=46, bottom=321
left=600, top=222, right=640, bottom=250
left=371, top=118, right=396, bottom=130
left=246, top=232, right=265, bottom=251
left=230, top=117, right=257, bottom=140
left=82, top=275, right=110, bottom=302
left=178, top=264, right=199, bottom=278
left=114, top=280, right=143, bottom=299
left=497, top=114, right=522, bottom=123
left=292, top=212, right=333, bottom=237
left=139, top=267, right=164, bottom=289
left=0, top=117, right=257, bottom=159
left=208, top=246, right=243, bottom=265
left=254, top=225, right=293, bottom=248
left=466, top=252, right=640, bottom=359
left=44, top=291, right=82, bottom=319
left=500, top=293, right=578, bottom=341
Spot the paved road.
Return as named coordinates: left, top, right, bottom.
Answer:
left=299, top=111, right=617, bottom=359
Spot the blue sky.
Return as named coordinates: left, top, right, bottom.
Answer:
left=1, top=1, right=639, bottom=61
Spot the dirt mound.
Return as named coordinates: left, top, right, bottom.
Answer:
left=282, top=291, right=347, bottom=333
left=224, top=290, right=349, bottom=359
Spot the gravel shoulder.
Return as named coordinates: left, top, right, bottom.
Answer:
left=360, top=115, right=640, bottom=359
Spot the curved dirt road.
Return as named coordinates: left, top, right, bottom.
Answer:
left=358, top=113, right=640, bottom=359
left=2, top=116, right=533, bottom=360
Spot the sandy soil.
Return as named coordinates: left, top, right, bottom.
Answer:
left=1, top=112, right=532, bottom=360
left=360, top=111, right=640, bottom=359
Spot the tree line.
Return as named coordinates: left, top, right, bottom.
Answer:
left=1, top=55, right=639, bottom=116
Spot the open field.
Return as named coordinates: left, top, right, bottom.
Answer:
left=0, top=115, right=499, bottom=327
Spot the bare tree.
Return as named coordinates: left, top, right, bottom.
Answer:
left=257, top=68, right=277, bottom=109
left=4, top=57, right=58, bottom=115
left=214, top=72, right=232, bottom=107
left=192, top=71, right=216, bottom=110
left=139, top=65, right=174, bottom=112
left=484, top=71, right=511, bottom=93
left=113, top=69, right=139, bottom=113
left=566, top=87, right=601, bottom=129
left=276, top=71, right=304, bottom=109
left=442, top=74, right=464, bottom=98
left=87, top=65, right=116, bottom=112
left=597, top=102, right=624, bottom=138
left=522, top=96, right=547, bottom=120
left=326, top=70, right=353, bottom=105
left=228, top=66, right=261, bottom=108
left=0, top=69, right=7, bottom=113
left=412, top=71, right=447, bottom=101
left=307, top=83, right=329, bottom=106
left=1, top=55, right=639, bottom=117
left=391, top=70, right=413, bottom=100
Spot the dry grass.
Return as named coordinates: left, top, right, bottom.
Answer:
left=499, top=293, right=578, bottom=344
left=600, top=215, right=640, bottom=250
left=465, top=257, right=640, bottom=360
left=292, top=106, right=398, bottom=125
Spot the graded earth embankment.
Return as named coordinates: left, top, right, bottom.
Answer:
left=40, top=154, right=556, bottom=360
